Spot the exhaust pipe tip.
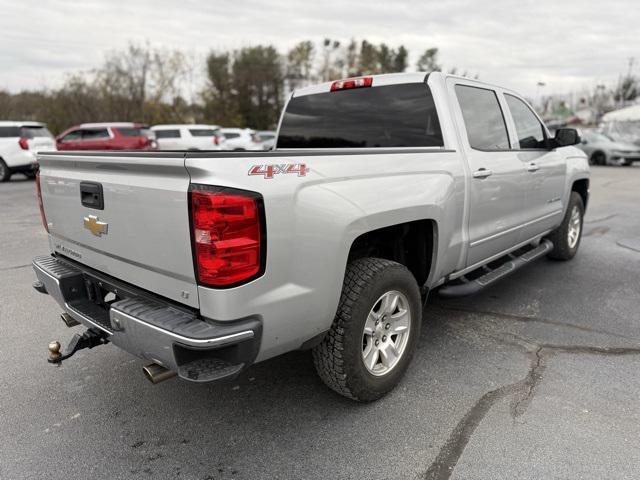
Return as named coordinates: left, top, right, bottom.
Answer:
left=143, top=363, right=177, bottom=384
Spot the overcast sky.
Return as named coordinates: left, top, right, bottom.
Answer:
left=1, top=0, right=637, bottom=98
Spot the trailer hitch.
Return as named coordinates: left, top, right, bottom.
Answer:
left=48, top=328, right=109, bottom=364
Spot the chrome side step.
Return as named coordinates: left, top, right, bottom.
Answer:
left=438, top=240, right=553, bottom=298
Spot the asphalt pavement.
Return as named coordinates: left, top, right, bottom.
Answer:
left=1, top=166, right=639, bottom=479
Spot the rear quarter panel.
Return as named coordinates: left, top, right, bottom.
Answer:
left=186, top=150, right=465, bottom=361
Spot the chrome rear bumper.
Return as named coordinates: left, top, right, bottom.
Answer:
left=33, top=255, right=261, bottom=383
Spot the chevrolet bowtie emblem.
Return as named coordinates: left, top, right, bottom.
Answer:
left=83, top=215, right=108, bottom=237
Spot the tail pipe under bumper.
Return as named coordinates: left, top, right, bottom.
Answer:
left=32, top=254, right=262, bottom=384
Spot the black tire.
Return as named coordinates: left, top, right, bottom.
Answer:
left=23, top=171, right=37, bottom=179
left=0, top=159, right=11, bottom=182
left=546, top=192, right=585, bottom=261
left=590, top=151, right=606, bottom=166
left=312, top=258, right=422, bottom=402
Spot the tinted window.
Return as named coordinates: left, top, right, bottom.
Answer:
left=455, top=85, right=510, bottom=150
left=21, top=126, right=53, bottom=138
left=154, top=129, right=181, bottom=139
left=223, top=132, right=240, bottom=139
left=82, top=129, right=109, bottom=140
left=505, top=94, right=546, bottom=149
left=0, top=127, right=20, bottom=137
left=278, top=83, right=443, bottom=148
left=116, top=127, right=142, bottom=137
left=189, top=129, right=216, bottom=137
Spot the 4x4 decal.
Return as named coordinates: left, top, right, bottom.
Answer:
left=248, top=163, right=307, bottom=179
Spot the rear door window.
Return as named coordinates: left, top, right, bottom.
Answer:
left=223, top=132, right=240, bottom=139
left=116, top=127, right=142, bottom=137
left=455, top=85, right=510, bottom=150
left=189, top=129, right=216, bottom=137
left=82, top=129, right=110, bottom=140
left=278, top=83, right=443, bottom=148
left=0, top=127, right=21, bottom=137
left=154, top=129, right=181, bottom=139
left=504, top=94, right=547, bottom=149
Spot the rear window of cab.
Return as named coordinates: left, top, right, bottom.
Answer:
left=277, top=83, right=443, bottom=149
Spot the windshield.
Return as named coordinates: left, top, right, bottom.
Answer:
left=602, top=121, right=640, bottom=144
left=277, top=83, right=443, bottom=149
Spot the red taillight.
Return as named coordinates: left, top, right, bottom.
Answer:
left=35, top=171, right=49, bottom=232
left=213, top=136, right=220, bottom=146
left=190, top=186, right=264, bottom=287
left=19, top=137, right=29, bottom=150
left=330, top=76, right=373, bottom=92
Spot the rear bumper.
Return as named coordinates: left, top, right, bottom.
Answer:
left=5, top=150, right=37, bottom=169
left=33, top=254, right=261, bottom=383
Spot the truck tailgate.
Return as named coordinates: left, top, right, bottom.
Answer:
left=37, top=152, right=198, bottom=308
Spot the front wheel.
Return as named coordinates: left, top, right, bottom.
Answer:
left=546, top=192, right=585, bottom=260
left=590, top=151, right=606, bottom=166
left=312, top=258, right=422, bottom=402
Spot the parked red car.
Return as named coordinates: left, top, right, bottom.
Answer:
left=56, top=123, right=157, bottom=151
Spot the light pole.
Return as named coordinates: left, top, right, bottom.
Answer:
left=535, top=81, right=546, bottom=113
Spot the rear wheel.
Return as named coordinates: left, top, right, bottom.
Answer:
left=312, top=258, right=422, bottom=402
left=546, top=192, right=584, bottom=260
left=0, top=159, right=11, bottom=182
left=590, top=151, right=606, bottom=166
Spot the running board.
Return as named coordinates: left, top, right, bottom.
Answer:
left=438, top=240, right=554, bottom=298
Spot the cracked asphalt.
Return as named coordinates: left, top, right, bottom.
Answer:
left=1, top=165, right=639, bottom=479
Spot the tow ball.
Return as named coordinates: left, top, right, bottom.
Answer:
left=48, top=328, right=109, bottom=364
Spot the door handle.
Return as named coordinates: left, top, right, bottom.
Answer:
left=472, top=168, right=493, bottom=179
left=526, top=162, right=540, bottom=172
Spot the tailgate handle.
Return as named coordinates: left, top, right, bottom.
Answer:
left=80, top=182, right=104, bottom=210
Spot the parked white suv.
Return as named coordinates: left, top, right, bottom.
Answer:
left=0, top=121, right=56, bottom=181
left=219, top=128, right=263, bottom=150
left=151, top=124, right=227, bottom=151
left=255, top=130, right=276, bottom=150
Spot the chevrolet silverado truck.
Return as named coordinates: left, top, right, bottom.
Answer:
left=32, top=72, right=589, bottom=401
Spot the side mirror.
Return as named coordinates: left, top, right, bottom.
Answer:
left=554, top=128, right=580, bottom=147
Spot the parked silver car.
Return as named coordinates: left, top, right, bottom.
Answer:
left=578, top=130, right=640, bottom=166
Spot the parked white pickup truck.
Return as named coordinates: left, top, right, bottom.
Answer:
left=33, top=72, right=589, bottom=401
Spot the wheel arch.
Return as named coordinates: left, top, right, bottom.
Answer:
left=571, top=178, right=589, bottom=210
left=347, top=218, right=439, bottom=292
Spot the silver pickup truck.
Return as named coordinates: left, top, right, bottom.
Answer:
left=33, top=72, right=589, bottom=401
